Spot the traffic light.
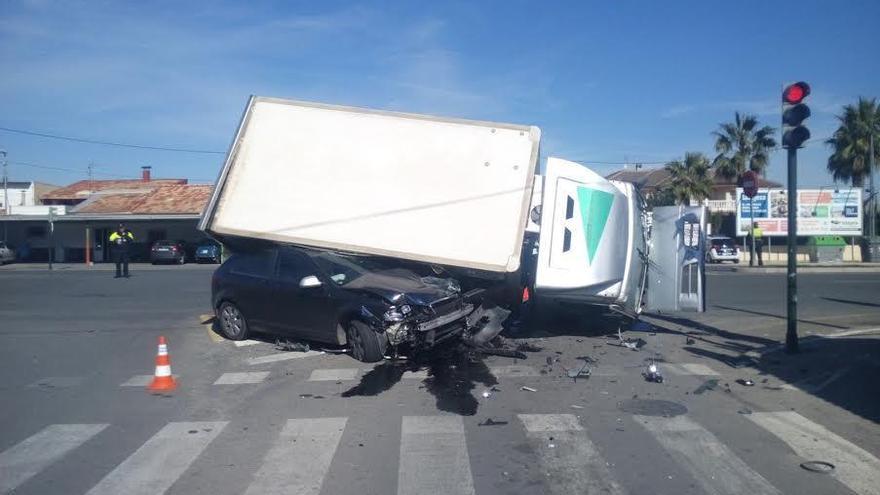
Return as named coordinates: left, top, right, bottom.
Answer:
left=782, top=82, right=811, bottom=149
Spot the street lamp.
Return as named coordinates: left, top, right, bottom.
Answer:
left=1, top=150, right=7, bottom=242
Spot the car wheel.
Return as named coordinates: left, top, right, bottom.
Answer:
left=346, top=320, right=387, bottom=363
left=218, top=302, right=249, bottom=340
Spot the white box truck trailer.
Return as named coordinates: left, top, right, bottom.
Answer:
left=200, top=96, right=705, bottom=336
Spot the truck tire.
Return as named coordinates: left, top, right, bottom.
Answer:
left=218, top=301, right=250, bottom=341
left=347, top=320, right=387, bottom=363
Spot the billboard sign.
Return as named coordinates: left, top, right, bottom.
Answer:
left=736, top=187, right=862, bottom=236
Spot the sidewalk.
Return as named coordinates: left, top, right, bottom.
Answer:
left=0, top=262, right=218, bottom=271
left=708, top=262, right=880, bottom=273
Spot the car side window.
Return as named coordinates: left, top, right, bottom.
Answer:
left=277, top=249, right=315, bottom=283
left=229, top=250, right=276, bottom=278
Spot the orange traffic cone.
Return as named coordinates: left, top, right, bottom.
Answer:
left=147, top=336, right=177, bottom=392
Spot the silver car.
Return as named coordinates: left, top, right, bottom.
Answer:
left=0, top=241, right=15, bottom=264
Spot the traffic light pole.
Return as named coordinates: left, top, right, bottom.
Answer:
left=786, top=147, right=799, bottom=353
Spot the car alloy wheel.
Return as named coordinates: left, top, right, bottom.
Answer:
left=219, top=302, right=248, bottom=340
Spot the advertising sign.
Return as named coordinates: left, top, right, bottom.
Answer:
left=736, top=187, right=862, bottom=236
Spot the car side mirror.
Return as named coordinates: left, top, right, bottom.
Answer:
left=299, top=275, right=323, bottom=289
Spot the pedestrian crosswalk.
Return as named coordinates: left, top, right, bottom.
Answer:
left=3, top=411, right=879, bottom=495
left=20, top=361, right=723, bottom=392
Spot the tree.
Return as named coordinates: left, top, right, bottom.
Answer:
left=645, top=186, right=676, bottom=209
left=664, top=152, right=713, bottom=205
left=826, top=97, right=880, bottom=187
left=712, top=112, right=777, bottom=180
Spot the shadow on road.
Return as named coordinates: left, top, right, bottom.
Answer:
left=649, top=312, right=880, bottom=423
left=341, top=343, right=498, bottom=416
left=754, top=337, right=880, bottom=424
left=712, top=304, right=850, bottom=330
left=821, top=297, right=880, bottom=308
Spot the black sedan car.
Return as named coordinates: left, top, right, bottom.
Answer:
left=150, top=240, right=186, bottom=264
left=211, top=245, right=474, bottom=362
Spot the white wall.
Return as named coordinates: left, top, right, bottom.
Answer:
left=0, top=184, right=36, bottom=208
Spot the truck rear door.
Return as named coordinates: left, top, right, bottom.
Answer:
left=644, top=205, right=707, bottom=312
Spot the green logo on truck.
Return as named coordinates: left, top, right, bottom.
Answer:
left=577, top=187, right=614, bottom=264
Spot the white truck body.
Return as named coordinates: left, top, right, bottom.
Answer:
left=199, top=96, right=540, bottom=273
left=201, top=96, right=705, bottom=316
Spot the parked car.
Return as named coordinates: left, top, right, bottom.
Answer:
left=194, top=240, right=222, bottom=264
left=211, top=245, right=474, bottom=362
left=706, top=236, right=740, bottom=263
left=150, top=240, right=187, bottom=264
left=0, top=241, right=15, bottom=264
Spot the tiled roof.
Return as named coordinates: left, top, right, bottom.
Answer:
left=71, top=184, right=213, bottom=215
left=606, top=168, right=673, bottom=189
left=42, top=179, right=187, bottom=200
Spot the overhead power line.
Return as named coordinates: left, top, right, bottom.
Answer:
left=0, top=126, right=225, bottom=155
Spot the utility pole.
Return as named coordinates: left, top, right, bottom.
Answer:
left=1, top=150, right=8, bottom=243
left=870, top=134, right=876, bottom=240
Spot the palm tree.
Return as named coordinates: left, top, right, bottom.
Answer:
left=664, top=152, right=713, bottom=205
left=826, top=97, right=880, bottom=187
left=712, top=112, right=777, bottom=180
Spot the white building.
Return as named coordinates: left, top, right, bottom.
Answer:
left=0, top=181, right=60, bottom=213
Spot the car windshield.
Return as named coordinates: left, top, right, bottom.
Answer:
left=308, top=251, right=398, bottom=286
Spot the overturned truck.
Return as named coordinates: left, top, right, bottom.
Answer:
left=199, top=96, right=705, bottom=361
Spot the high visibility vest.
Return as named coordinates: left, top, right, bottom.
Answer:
left=752, top=227, right=763, bottom=239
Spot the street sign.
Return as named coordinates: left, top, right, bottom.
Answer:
left=742, top=170, right=758, bottom=198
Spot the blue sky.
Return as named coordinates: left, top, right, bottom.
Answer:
left=1, top=0, right=878, bottom=187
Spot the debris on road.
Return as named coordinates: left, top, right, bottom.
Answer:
left=566, top=357, right=593, bottom=381
left=478, top=418, right=508, bottom=426
left=643, top=360, right=664, bottom=383
left=481, top=390, right=492, bottom=398
left=737, top=408, right=753, bottom=415
left=693, top=379, right=718, bottom=395
left=521, top=386, right=537, bottom=392
left=275, top=338, right=310, bottom=352
left=570, top=405, right=584, bottom=409
left=612, top=328, right=647, bottom=351
left=686, top=337, right=696, bottom=345
left=736, top=379, right=755, bottom=387
left=800, top=461, right=835, bottom=474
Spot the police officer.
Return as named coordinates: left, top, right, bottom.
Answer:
left=109, top=224, right=135, bottom=278
left=748, top=222, right=764, bottom=266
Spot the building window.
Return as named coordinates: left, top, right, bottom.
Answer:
left=26, top=226, right=47, bottom=238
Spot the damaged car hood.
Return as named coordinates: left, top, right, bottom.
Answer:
left=341, top=268, right=459, bottom=305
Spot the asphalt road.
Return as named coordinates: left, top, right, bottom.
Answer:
left=1, top=265, right=878, bottom=495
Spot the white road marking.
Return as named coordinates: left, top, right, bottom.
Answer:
left=636, top=415, right=781, bottom=495
left=489, top=365, right=539, bottom=376
left=397, top=365, right=539, bottom=380
left=0, top=423, right=108, bottom=493
left=247, top=351, right=324, bottom=365
left=308, top=369, right=359, bottom=381
left=401, top=370, right=429, bottom=379
left=213, top=372, right=270, bottom=385
left=664, top=363, right=720, bottom=376
left=85, top=421, right=227, bottom=495
left=244, top=418, right=347, bottom=495
left=120, top=375, right=179, bottom=387
left=399, top=416, right=475, bottom=495
left=518, top=414, right=625, bottom=495
left=233, top=339, right=263, bottom=347
left=749, top=411, right=880, bottom=495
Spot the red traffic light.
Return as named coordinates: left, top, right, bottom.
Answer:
left=783, top=82, right=810, bottom=104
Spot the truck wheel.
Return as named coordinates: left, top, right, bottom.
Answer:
left=218, top=302, right=249, bottom=340
left=347, top=320, right=387, bottom=363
